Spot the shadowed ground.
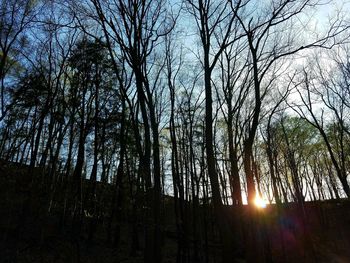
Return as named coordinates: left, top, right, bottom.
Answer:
left=1, top=162, right=350, bottom=263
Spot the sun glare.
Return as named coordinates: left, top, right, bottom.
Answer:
left=254, top=194, right=267, bottom=209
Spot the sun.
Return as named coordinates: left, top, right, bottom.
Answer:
left=254, top=194, right=267, bottom=209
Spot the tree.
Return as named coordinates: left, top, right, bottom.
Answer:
left=293, top=68, right=350, bottom=197
left=0, top=0, right=41, bottom=120
left=236, top=0, right=339, bottom=204
left=185, top=0, right=245, bottom=261
left=89, top=0, right=176, bottom=261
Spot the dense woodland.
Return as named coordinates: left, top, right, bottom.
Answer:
left=1, top=0, right=350, bottom=262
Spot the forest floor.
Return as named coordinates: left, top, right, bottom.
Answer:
left=1, top=161, right=350, bottom=263
left=249, top=201, right=350, bottom=263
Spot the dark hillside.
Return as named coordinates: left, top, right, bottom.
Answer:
left=1, top=162, right=350, bottom=263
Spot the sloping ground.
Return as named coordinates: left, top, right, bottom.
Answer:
left=0, top=162, right=131, bottom=263
left=0, top=162, right=180, bottom=263
left=248, top=201, right=350, bottom=263
left=1, top=161, right=350, bottom=263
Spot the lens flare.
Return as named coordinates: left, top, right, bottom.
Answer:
left=254, top=194, right=267, bottom=209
